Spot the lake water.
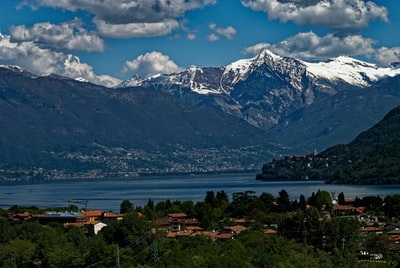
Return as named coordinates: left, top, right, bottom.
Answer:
left=1, top=173, right=400, bottom=212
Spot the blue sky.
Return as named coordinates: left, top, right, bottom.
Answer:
left=0, top=0, right=399, bottom=87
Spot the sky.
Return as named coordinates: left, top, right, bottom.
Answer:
left=0, top=0, right=399, bottom=87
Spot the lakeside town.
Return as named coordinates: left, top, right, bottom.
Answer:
left=0, top=145, right=264, bottom=182
left=2, top=190, right=400, bottom=267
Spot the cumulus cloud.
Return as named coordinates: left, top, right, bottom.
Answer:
left=207, top=24, right=236, bottom=41
left=375, top=47, right=400, bottom=66
left=207, top=33, right=220, bottom=42
left=122, top=51, right=183, bottom=78
left=244, top=31, right=376, bottom=59
left=0, top=33, right=120, bottom=87
left=22, top=0, right=216, bottom=38
left=94, top=18, right=179, bottom=38
left=187, top=33, right=196, bottom=40
left=244, top=31, right=400, bottom=66
left=9, top=18, right=105, bottom=52
left=241, top=0, right=388, bottom=32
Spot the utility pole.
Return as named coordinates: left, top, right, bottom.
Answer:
left=116, top=244, right=120, bottom=267
left=67, top=199, right=88, bottom=212
left=151, top=220, right=159, bottom=265
left=67, top=199, right=89, bottom=221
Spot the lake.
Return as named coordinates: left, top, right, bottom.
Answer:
left=1, top=173, right=400, bottom=212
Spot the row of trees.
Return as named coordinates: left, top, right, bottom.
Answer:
left=1, top=190, right=400, bottom=267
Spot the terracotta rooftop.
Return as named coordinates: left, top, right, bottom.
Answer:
left=263, top=228, right=277, bottom=235
left=103, top=212, right=124, bottom=218
left=360, top=226, right=384, bottom=233
left=168, top=213, right=187, bottom=218
left=83, top=210, right=103, bottom=217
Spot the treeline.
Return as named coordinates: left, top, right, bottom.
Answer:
left=257, top=106, right=400, bottom=184
left=1, top=190, right=400, bottom=267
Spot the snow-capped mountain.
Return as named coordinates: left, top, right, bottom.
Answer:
left=120, top=49, right=400, bottom=131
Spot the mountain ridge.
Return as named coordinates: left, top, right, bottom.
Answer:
left=0, top=66, right=282, bottom=181
left=119, top=49, right=400, bottom=152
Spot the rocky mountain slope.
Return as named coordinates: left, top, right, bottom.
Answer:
left=119, top=50, right=400, bottom=152
left=0, top=66, right=281, bottom=181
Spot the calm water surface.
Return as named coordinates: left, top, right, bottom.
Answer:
left=1, top=173, right=400, bottom=211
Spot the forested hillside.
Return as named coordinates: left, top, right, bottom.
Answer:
left=257, top=105, right=400, bottom=184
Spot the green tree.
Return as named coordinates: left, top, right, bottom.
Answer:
left=0, top=239, right=38, bottom=268
left=229, top=191, right=257, bottom=217
left=0, top=218, right=16, bottom=243
left=338, top=192, right=345, bottom=205
left=259, top=192, right=275, bottom=213
left=276, top=189, right=291, bottom=212
left=314, top=190, right=333, bottom=210
left=120, top=199, right=134, bottom=214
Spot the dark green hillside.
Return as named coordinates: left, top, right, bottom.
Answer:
left=257, top=105, right=400, bottom=184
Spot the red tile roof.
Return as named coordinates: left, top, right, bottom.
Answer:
left=168, top=213, right=187, bottom=218
left=83, top=210, right=103, bottom=217
left=263, top=228, right=277, bottom=235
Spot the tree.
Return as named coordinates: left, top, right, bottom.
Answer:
left=0, top=218, right=16, bottom=243
left=314, top=190, right=333, bottom=210
left=0, top=239, right=38, bottom=268
left=259, top=192, right=275, bottom=212
left=229, top=191, right=257, bottom=218
left=277, top=189, right=291, bottom=212
left=204, top=191, right=216, bottom=206
left=298, top=194, right=307, bottom=211
left=384, top=194, right=400, bottom=218
left=120, top=199, right=134, bottom=214
left=338, top=192, right=345, bottom=205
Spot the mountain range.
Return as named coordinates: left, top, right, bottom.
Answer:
left=1, top=49, right=400, bottom=181
left=0, top=65, right=281, bottom=181
left=120, top=50, right=400, bottom=152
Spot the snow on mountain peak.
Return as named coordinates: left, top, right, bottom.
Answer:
left=0, top=64, right=25, bottom=72
left=303, top=55, right=400, bottom=87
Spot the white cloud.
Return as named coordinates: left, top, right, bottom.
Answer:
left=244, top=32, right=376, bottom=59
left=9, top=18, right=105, bottom=52
left=187, top=33, right=196, bottom=40
left=122, top=51, right=183, bottom=78
left=0, top=33, right=120, bottom=87
left=22, top=0, right=217, bottom=38
left=241, top=0, right=388, bottom=32
left=207, top=24, right=236, bottom=41
left=207, top=33, right=220, bottom=42
left=94, top=18, right=179, bottom=38
left=375, top=47, right=400, bottom=66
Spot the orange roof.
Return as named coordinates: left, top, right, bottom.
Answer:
left=360, top=226, right=384, bottom=232
left=201, top=231, right=218, bottom=241
left=263, top=228, right=277, bottom=235
left=233, top=218, right=247, bottom=224
left=216, top=233, right=235, bottom=240
left=168, top=213, right=187, bottom=218
left=225, top=225, right=247, bottom=234
left=103, top=212, right=124, bottom=218
left=335, top=205, right=354, bottom=211
left=186, top=226, right=204, bottom=231
left=13, top=212, right=31, bottom=218
left=83, top=210, right=103, bottom=217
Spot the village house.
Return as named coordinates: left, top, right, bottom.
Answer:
left=157, top=213, right=200, bottom=234
left=33, top=211, right=87, bottom=224
left=101, top=211, right=124, bottom=223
